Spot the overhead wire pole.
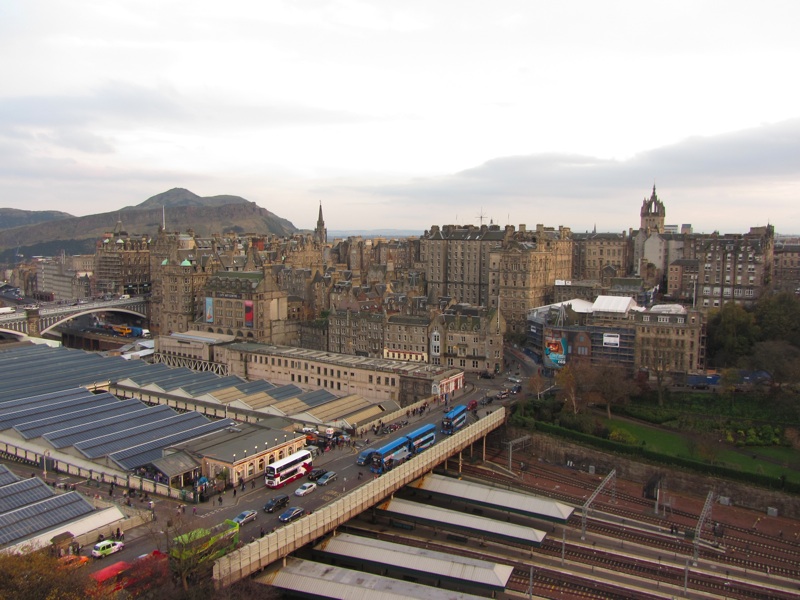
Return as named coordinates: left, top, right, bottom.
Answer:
left=503, top=436, right=530, bottom=473
left=693, top=490, right=716, bottom=565
left=581, top=469, right=616, bottom=540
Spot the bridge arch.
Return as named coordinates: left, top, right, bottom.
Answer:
left=38, top=308, right=148, bottom=336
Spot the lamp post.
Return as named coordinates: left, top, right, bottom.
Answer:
left=232, top=453, right=236, bottom=486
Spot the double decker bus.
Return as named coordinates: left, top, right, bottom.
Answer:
left=171, top=519, right=239, bottom=564
left=90, top=560, right=132, bottom=595
left=405, top=423, right=437, bottom=454
left=371, top=436, right=412, bottom=475
left=441, top=404, right=468, bottom=435
left=265, top=449, right=312, bottom=488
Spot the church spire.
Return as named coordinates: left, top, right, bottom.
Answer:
left=315, top=201, right=327, bottom=245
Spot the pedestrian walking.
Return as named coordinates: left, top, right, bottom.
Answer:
left=119, top=529, right=124, bottom=541
left=182, top=504, right=186, bottom=514
left=233, top=488, right=237, bottom=498
left=116, top=527, right=121, bottom=540
left=218, top=496, right=223, bottom=505
left=193, top=506, right=197, bottom=516
left=358, top=471, right=362, bottom=480
left=251, top=480, right=255, bottom=489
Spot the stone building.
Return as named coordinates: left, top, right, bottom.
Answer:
left=383, top=314, right=431, bottom=363
left=682, top=226, right=775, bottom=310
left=772, top=240, right=800, bottom=294
left=216, top=343, right=464, bottom=407
left=488, top=224, right=572, bottom=335
left=94, top=218, right=152, bottom=297
left=431, top=304, right=504, bottom=374
left=634, top=304, right=705, bottom=378
left=200, top=270, right=298, bottom=345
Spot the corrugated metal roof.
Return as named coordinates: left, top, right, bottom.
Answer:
left=377, top=497, right=545, bottom=545
left=259, top=557, right=489, bottom=600
left=408, top=473, right=573, bottom=522
left=316, top=533, right=512, bottom=589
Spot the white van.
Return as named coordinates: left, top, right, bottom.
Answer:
left=119, top=294, right=131, bottom=299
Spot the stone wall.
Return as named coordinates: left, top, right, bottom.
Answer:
left=514, top=431, right=799, bottom=520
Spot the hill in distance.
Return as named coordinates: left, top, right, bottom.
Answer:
left=0, top=208, right=74, bottom=232
left=0, top=188, right=299, bottom=259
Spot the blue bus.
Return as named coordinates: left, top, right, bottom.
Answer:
left=371, top=436, right=412, bottom=474
left=405, top=423, right=436, bottom=454
left=441, top=404, right=468, bottom=435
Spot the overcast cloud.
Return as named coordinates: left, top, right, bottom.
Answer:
left=0, top=1, right=798, bottom=234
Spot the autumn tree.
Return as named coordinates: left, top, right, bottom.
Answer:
left=592, top=362, right=638, bottom=419
left=555, top=360, right=594, bottom=415
left=0, top=550, right=94, bottom=600
left=527, top=369, right=551, bottom=400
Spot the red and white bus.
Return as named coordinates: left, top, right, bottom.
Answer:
left=265, top=449, right=312, bottom=488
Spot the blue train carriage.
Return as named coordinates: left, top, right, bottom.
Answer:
left=406, top=423, right=437, bottom=454
left=441, top=404, right=468, bottom=435
left=371, top=436, right=412, bottom=474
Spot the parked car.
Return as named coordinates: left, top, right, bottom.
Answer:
left=58, top=555, right=89, bottom=570
left=356, top=448, right=377, bottom=466
left=278, top=506, right=306, bottom=523
left=295, top=482, right=316, bottom=496
left=479, top=371, right=495, bottom=379
left=233, top=509, right=257, bottom=526
left=317, top=471, right=337, bottom=486
left=263, top=494, right=290, bottom=513
left=307, top=468, right=328, bottom=481
left=91, top=540, right=125, bottom=558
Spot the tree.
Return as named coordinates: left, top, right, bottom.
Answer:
left=0, top=550, right=93, bottom=600
left=706, top=302, right=760, bottom=368
left=592, top=362, right=638, bottom=419
left=527, top=369, right=550, bottom=400
left=639, top=334, right=682, bottom=407
left=746, top=340, right=800, bottom=389
left=754, top=292, right=800, bottom=348
left=555, top=360, right=593, bottom=415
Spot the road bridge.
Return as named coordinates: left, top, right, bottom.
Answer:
left=0, top=297, right=148, bottom=339
left=213, top=407, right=506, bottom=589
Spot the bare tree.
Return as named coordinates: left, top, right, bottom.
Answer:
left=555, top=360, right=593, bottom=415
left=527, top=369, right=550, bottom=400
left=639, top=335, right=681, bottom=407
left=592, top=361, right=638, bottom=419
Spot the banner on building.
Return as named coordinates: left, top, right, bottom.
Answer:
left=205, top=297, right=214, bottom=323
left=244, top=300, right=253, bottom=327
left=544, top=333, right=567, bottom=368
left=603, top=333, right=620, bottom=347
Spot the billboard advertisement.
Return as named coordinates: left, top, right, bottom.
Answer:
left=543, top=333, right=567, bottom=369
left=205, top=297, right=214, bottom=323
left=244, top=300, right=253, bottom=328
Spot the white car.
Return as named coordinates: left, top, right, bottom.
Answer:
left=295, top=482, right=317, bottom=496
left=91, top=540, right=125, bottom=558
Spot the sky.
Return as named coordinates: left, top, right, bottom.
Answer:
left=0, top=1, right=798, bottom=235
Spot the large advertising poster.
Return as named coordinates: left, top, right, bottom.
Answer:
left=205, top=297, right=214, bottom=323
left=603, top=333, right=620, bottom=347
left=244, top=300, right=253, bottom=327
left=544, top=333, right=568, bottom=369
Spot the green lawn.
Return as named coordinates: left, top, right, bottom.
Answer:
left=604, top=417, right=800, bottom=484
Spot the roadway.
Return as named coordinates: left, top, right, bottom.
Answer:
left=77, top=376, right=517, bottom=569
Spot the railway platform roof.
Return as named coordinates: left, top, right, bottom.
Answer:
left=408, top=473, right=574, bottom=522
left=313, top=532, right=513, bottom=592
left=376, top=497, right=546, bottom=546
left=256, top=557, right=489, bottom=600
